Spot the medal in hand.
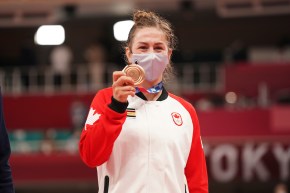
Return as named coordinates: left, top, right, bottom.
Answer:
left=122, top=64, right=145, bottom=86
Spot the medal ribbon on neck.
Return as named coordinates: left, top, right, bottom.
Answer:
left=135, top=82, right=163, bottom=94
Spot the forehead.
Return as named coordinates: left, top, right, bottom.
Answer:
left=133, top=27, right=167, bottom=44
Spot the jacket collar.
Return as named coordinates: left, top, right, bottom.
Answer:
left=136, top=87, right=168, bottom=101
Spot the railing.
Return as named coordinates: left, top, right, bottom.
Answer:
left=0, top=62, right=223, bottom=94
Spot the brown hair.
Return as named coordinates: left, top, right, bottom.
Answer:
left=125, top=10, right=177, bottom=82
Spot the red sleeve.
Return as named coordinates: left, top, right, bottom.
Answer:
left=169, top=94, right=208, bottom=193
left=79, top=88, right=127, bottom=167
left=185, top=107, right=208, bottom=193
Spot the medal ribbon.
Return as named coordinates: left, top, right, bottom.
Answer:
left=135, top=82, right=163, bottom=94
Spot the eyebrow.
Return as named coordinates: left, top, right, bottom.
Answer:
left=136, top=42, right=166, bottom=46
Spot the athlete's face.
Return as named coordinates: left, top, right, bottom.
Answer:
left=126, top=27, right=172, bottom=60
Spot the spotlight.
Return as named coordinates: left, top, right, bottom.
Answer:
left=34, top=25, right=65, bottom=45
left=113, top=20, right=134, bottom=41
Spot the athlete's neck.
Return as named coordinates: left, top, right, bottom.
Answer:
left=143, top=90, right=162, bottom=101
left=141, top=79, right=161, bottom=90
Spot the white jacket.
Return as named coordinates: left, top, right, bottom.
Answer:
left=80, top=87, right=208, bottom=193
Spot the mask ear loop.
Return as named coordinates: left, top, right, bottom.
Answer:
left=125, top=46, right=133, bottom=65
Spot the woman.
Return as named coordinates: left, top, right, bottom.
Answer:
left=79, top=10, right=208, bottom=193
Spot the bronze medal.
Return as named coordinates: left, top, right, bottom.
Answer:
left=122, top=64, right=145, bottom=86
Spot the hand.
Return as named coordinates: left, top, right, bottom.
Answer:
left=112, top=71, right=135, bottom=103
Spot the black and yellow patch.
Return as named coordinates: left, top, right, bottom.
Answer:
left=126, top=108, right=136, bottom=117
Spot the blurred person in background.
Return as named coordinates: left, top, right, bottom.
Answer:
left=84, top=43, right=107, bottom=89
left=50, top=45, right=73, bottom=74
left=50, top=45, right=73, bottom=87
left=0, top=87, right=14, bottom=193
left=274, top=183, right=288, bottom=193
left=79, top=10, right=208, bottom=193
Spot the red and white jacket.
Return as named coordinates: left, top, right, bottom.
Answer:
left=79, top=87, right=208, bottom=193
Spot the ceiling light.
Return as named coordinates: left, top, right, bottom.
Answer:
left=34, top=25, right=65, bottom=45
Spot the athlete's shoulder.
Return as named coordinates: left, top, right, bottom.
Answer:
left=95, top=87, right=113, bottom=98
left=99, top=87, right=113, bottom=94
left=169, top=93, right=193, bottom=108
left=169, top=93, right=196, bottom=113
left=91, top=87, right=113, bottom=105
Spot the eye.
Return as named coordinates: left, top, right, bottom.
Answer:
left=154, top=46, right=164, bottom=52
left=138, top=46, right=147, bottom=50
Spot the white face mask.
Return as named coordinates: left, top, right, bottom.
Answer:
left=130, top=53, right=169, bottom=82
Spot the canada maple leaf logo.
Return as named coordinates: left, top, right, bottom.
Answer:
left=174, top=114, right=180, bottom=118
left=171, top=112, right=183, bottom=126
left=85, top=108, right=101, bottom=130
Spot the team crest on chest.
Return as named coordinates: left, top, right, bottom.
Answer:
left=171, top=112, right=183, bottom=126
